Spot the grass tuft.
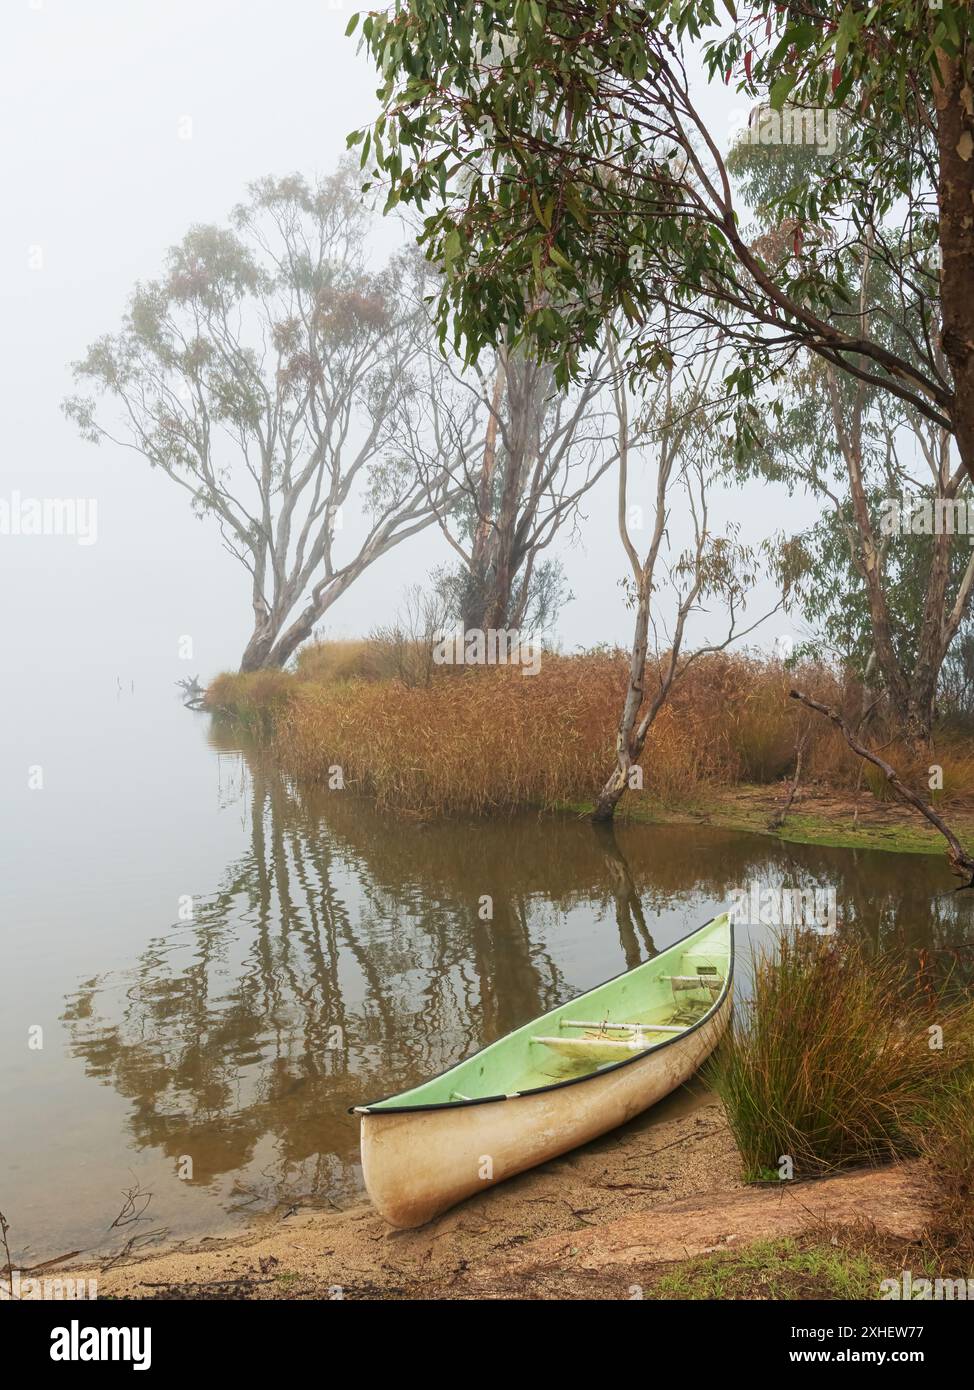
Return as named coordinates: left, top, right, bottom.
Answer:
left=707, top=929, right=974, bottom=1180
left=907, top=1066, right=974, bottom=1258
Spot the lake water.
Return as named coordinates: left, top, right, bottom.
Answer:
left=2, top=680, right=971, bottom=1265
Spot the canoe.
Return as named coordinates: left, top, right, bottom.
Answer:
left=353, top=913, right=733, bottom=1228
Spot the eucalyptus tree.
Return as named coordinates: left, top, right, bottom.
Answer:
left=726, top=136, right=974, bottom=746
left=350, top=2, right=974, bottom=486
left=396, top=331, right=616, bottom=633
left=593, top=332, right=791, bottom=823
left=64, top=165, right=456, bottom=671
left=736, top=350, right=974, bottom=747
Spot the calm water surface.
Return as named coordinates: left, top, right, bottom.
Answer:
left=2, top=681, right=972, bottom=1264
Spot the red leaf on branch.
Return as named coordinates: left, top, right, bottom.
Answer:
left=744, top=50, right=753, bottom=81
left=831, top=64, right=842, bottom=93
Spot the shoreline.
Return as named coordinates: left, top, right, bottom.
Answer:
left=221, top=700, right=974, bottom=861
left=605, top=783, right=974, bottom=859
left=205, top=648, right=974, bottom=847
left=23, top=694, right=965, bottom=1302
left=36, top=1099, right=932, bottom=1301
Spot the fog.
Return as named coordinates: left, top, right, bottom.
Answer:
left=0, top=0, right=817, bottom=699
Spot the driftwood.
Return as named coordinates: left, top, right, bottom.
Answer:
left=0, top=1211, right=12, bottom=1299
left=789, top=689, right=974, bottom=885
left=14, top=1250, right=82, bottom=1275
left=176, top=676, right=206, bottom=710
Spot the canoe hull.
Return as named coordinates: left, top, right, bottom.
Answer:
left=360, top=986, right=731, bottom=1229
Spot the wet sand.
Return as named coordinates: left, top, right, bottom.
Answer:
left=39, top=1100, right=927, bottom=1300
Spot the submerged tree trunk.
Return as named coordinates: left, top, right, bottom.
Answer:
left=591, top=767, right=632, bottom=824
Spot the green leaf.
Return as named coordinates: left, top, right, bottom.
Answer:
left=443, top=227, right=462, bottom=268
left=530, top=186, right=552, bottom=229
left=563, top=182, right=590, bottom=228
left=619, top=289, right=642, bottom=323
left=834, top=4, right=857, bottom=66
left=769, top=73, right=798, bottom=111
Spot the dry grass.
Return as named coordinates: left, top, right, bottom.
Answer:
left=293, top=640, right=393, bottom=685
left=274, top=653, right=621, bottom=815
left=204, top=644, right=974, bottom=818
left=908, top=1065, right=974, bottom=1258
left=708, top=930, right=974, bottom=1180
left=206, top=669, right=297, bottom=738
left=862, top=740, right=974, bottom=806
left=644, top=653, right=853, bottom=794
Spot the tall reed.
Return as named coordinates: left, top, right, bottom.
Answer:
left=205, top=645, right=974, bottom=817
left=708, top=930, right=974, bottom=1180
left=906, top=1062, right=974, bottom=1252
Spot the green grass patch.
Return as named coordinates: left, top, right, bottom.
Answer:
left=653, top=1234, right=887, bottom=1300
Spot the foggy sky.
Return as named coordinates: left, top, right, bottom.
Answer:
left=1, top=0, right=816, bottom=693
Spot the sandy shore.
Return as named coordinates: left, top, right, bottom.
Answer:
left=41, top=1098, right=928, bottom=1300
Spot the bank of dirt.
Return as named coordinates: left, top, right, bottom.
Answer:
left=48, top=1099, right=930, bottom=1301
left=628, top=783, right=974, bottom=858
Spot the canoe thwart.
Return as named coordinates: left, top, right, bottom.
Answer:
left=660, top=974, right=721, bottom=983
left=532, top=1035, right=650, bottom=1054
left=661, top=973, right=723, bottom=994
left=559, top=1018, right=685, bottom=1033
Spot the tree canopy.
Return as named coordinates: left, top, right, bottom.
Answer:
left=351, top=2, right=974, bottom=482
left=65, top=166, right=456, bottom=670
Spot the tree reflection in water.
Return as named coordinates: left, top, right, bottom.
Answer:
left=61, top=728, right=974, bottom=1220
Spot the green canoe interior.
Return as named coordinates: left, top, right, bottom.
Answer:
left=360, top=914, right=731, bottom=1111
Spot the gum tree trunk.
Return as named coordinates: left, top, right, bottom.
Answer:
left=934, top=44, right=974, bottom=490
left=592, top=585, right=651, bottom=824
